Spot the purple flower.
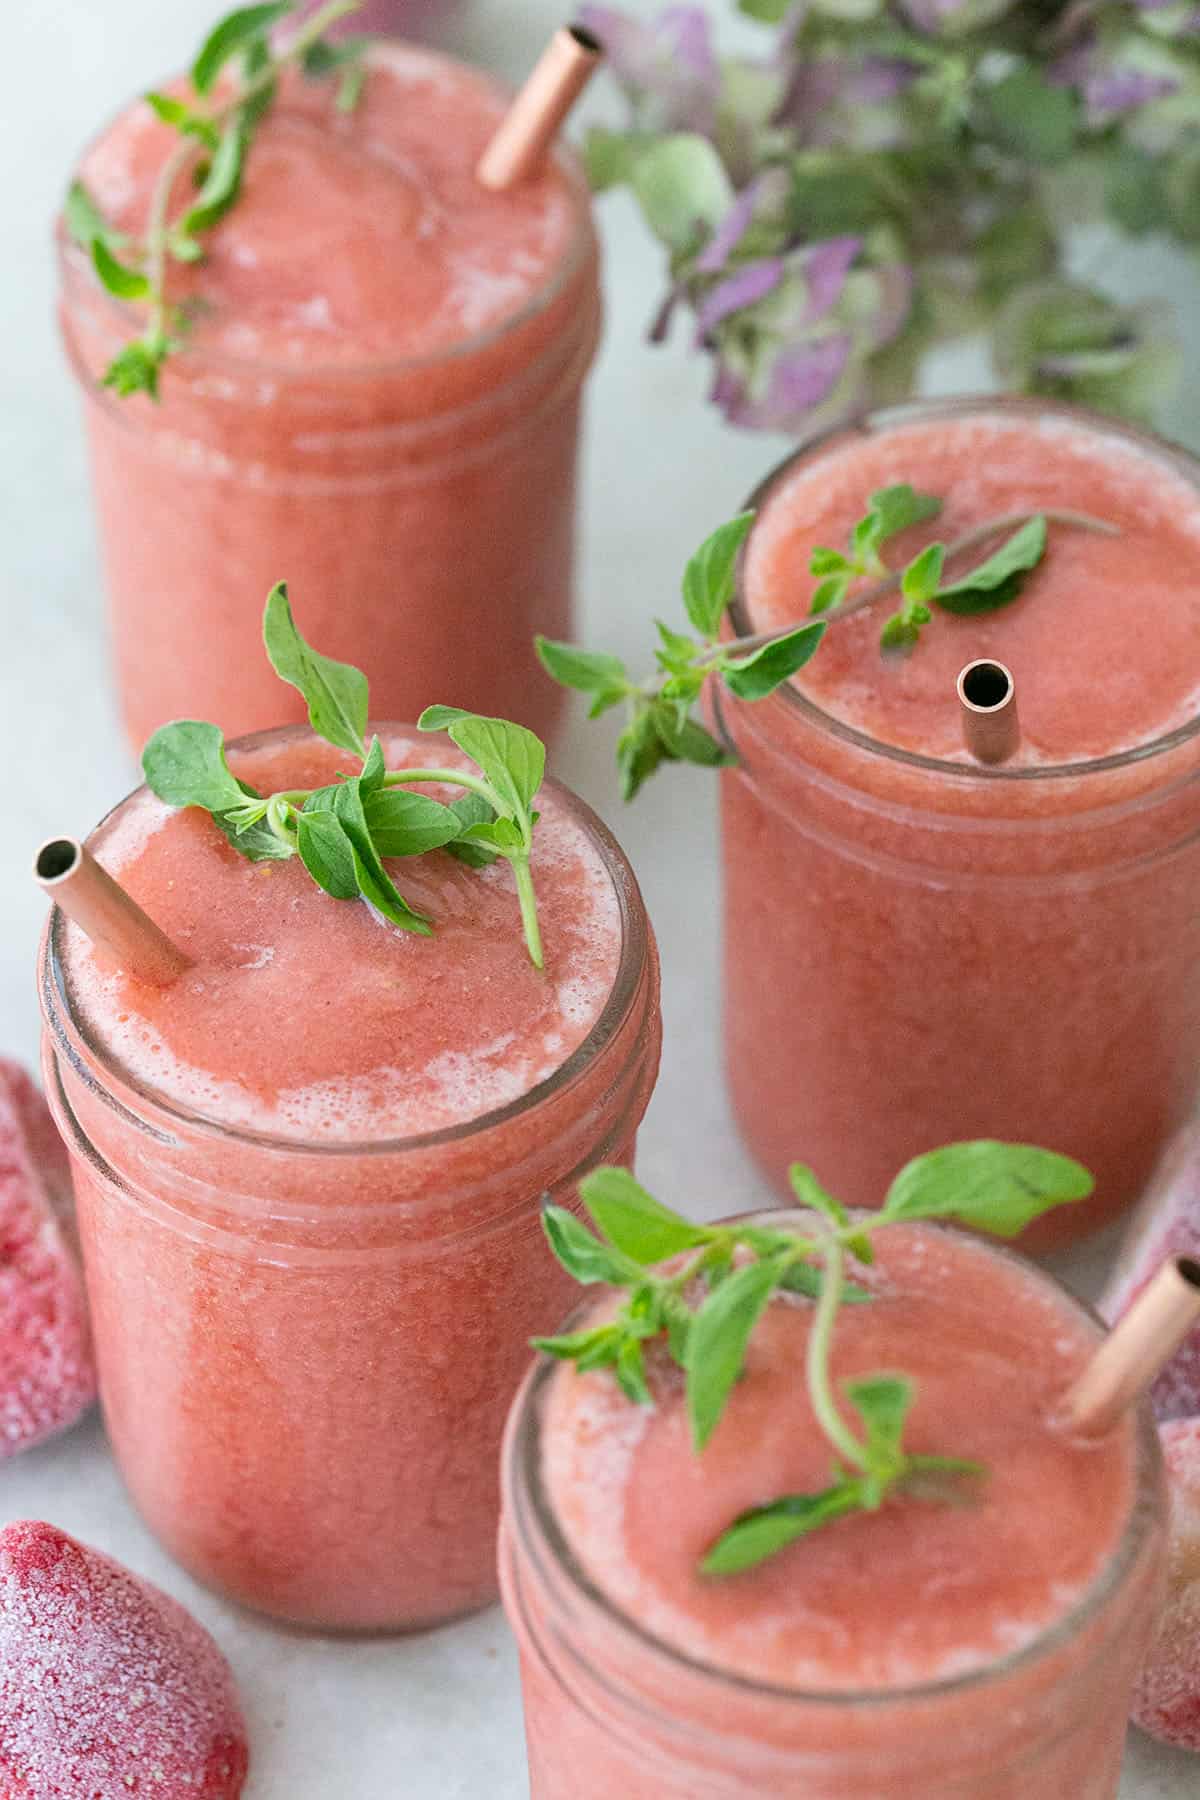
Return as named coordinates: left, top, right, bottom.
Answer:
left=1082, top=69, right=1180, bottom=122
left=802, top=237, right=862, bottom=324
left=715, top=335, right=853, bottom=432
left=694, top=258, right=785, bottom=343
left=578, top=6, right=719, bottom=133
left=695, top=180, right=763, bottom=274
left=777, top=55, right=920, bottom=150
left=897, top=0, right=1018, bottom=32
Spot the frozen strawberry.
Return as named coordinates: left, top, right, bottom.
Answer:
left=1103, top=1126, right=1200, bottom=1422
left=0, top=1057, right=95, bottom=1455
left=1132, top=1418, right=1200, bottom=1751
left=0, top=1520, right=249, bottom=1796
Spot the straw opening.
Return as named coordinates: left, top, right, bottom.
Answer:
left=960, top=661, right=1012, bottom=713
left=35, top=838, right=82, bottom=883
left=1176, top=1256, right=1200, bottom=1290
left=568, top=23, right=602, bottom=54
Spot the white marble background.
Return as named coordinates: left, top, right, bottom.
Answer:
left=2, top=0, right=1198, bottom=1791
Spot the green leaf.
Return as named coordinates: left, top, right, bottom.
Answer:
left=296, top=807, right=358, bottom=898
left=419, top=709, right=544, bottom=823
left=654, top=711, right=735, bottom=768
left=181, top=120, right=247, bottom=236
left=330, top=777, right=430, bottom=932
left=880, top=1141, right=1094, bottom=1238
left=701, top=1479, right=863, bottom=1576
left=579, top=1168, right=711, bottom=1266
left=64, top=180, right=126, bottom=252
left=90, top=238, right=150, bottom=301
left=540, top=1204, right=643, bottom=1286
left=535, top=637, right=629, bottom=701
left=867, top=485, right=943, bottom=543
left=531, top=1323, right=621, bottom=1368
left=192, top=2, right=292, bottom=94
left=442, top=791, right=500, bottom=868
left=209, top=794, right=293, bottom=861
left=846, top=1374, right=912, bottom=1477
left=900, top=543, right=945, bottom=605
left=615, top=1336, right=652, bottom=1404
left=584, top=126, right=657, bottom=192
left=144, top=90, right=222, bottom=149
left=722, top=621, right=826, bottom=701
left=361, top=788, right=462, bottom=858
left=1106, top=144, right=1169, bottom=239
left=101, top=337, right=168, bottom=399
left=981, top=65, right=1079, bottom=167
left=811, top=574, right=849, bottom=615
left=631, top=134, right=735, bottom=253
left=142, top=719, right=247, bottom=813
left=682, top=512, right=755, bottom=640
left=687, top=1258, right=781, bottom=1451
left=935, top=516, right=1046, bottom=615
left=787, top=1164, right=849, bottom=1229
left=617, top=709, right=667, bottom=801
left=336, top=58, right=367, bottom=114
left=262, top=583, right=368, bottom=757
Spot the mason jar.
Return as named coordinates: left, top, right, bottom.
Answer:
left=713, top=398, right=1200, bottom=1251
left=39, top=734, right=660, bottom=1631
left=57, top=44, right=601, bottom=749
left=500, top=1228, right=1166, bottom=1798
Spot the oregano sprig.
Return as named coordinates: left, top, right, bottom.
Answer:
left=537, top=490, right=1116, bottom=798
left=65, top=1, right=368, bottom=400
left=141, top=583, right=549, bottom=966
left=534, top=1143, right=1094, bottom=1572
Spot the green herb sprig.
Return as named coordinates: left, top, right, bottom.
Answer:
left=537, top=490, right=1116, bottom=798
left=534, top=1142, right=1093, bottom=1572
left=141, top=583, right=549, bottom=966
left=64, top=1, right=368, bottom=400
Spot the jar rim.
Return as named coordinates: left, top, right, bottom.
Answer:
left=56, top=41, right=596, bottom=387
left=729, top=395, right=1200, bottom=785
left=504, top=1215, right=1163, bottom=1712
left=40, top=723, right=651, bottom=1160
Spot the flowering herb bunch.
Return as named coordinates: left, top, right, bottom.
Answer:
left=579, top=0, right=1193, bottom=435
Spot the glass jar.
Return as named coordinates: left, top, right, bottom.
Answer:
left=500, top=1241, right=1166, bottom=1799
left=39, top=745, right=660, bottom=1632
left=714, top=397, right=1200, bottom=1250
left=57, top=48, right=601, bottom=750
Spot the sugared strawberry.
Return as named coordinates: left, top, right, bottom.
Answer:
left=0, top=1520, right=249, bottom=1796
left=1104, top=1128, right=1200, bottom=1422
left=0, top=1057, right=95, bottom=1455
left=1132, top=1418, right=1200, bottom=1752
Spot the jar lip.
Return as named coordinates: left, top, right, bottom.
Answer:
left=40, top=723, right=650, bottom=1159
left=729, top=394, right=1200, bottom=785
left=506, top=1215, right=1163, bottom=1711
left=56, top=42, right=596, bottom=387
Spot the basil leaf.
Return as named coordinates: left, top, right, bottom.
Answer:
left=65, top=181, right=126, bottom=253
left=191, top=2, right=291, bottom=95
left=361, top=788, right=461, bottom=857
left=900, top=543, right=945, bottom=606
left=617, top=709, right=667, bottom=801
left=615, top=1337, right=652, bottom=1404
left=91, top=238, right=150, bottom=301
left=532, top=1323, right=622, bottom=1368
left=418, top=708, right=545, bottom=823
left=142, top=720, right=246, bottom=814
left=535, top=637, right=629, bottom=702
left=787, top=1164, right=849, bottom=1229
left=935, top=516, right=1047, bottom=615
left=846, top=1374, right=912, bottom=1474
left=443, top=791, right=500, bottom=868
left=540, top=1204, right=644, bottom=1286
left=701, top=1479, right=863, bottom=1576
left=263, top=582, right=368, bottom=758
left=329, top=777, right=430, bottom=933
left=102, top=337, right=167, bottom=400
left=722, top=621, right=826, bottom=701
left=682, top=512, right=755, bottom=640
left=296, top=808, right=357, bottom=898
left=181, top=120, right=247, bottom=236
left=879, top=1141, right=1094, bottom=1237
left=654, top=711, right=734, bottom=768
left=867, top=484, right=943, bottom=543
left=687, top=1258, right=780, bottom=1450
left=580, top=1167, right=712, bottom=1266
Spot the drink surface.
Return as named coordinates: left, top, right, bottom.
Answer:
left=75, top=44, right=580, bottom=365
left=744, top=412, right=1200, bottom=764
left=541, top=1222, right=1134, bottom=1690
left=61, top=730, right=621, bottom=1142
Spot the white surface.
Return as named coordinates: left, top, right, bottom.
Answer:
left=1, top=1, right=1198, bottom=1793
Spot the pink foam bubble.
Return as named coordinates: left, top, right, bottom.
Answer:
left=0, top=1058, right=96, bottom=1456
left=0, top=1520, right=249, bottom=1795
left=1131, top=1418, right=1200, bottom=1752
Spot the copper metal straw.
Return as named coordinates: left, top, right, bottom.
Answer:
left=957, top=659, right=1020, bottom=765
left=35, top=837, right=192, bottom=988
left=1065, top=1257, right=1200, bottom=1436
left=477, top=24, right=603, bottom=192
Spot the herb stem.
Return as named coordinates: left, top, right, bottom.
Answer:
left=806, top=1235, right=870, bottom=1473
left=512, top=855, right=545, bottom=971
left=717, top=508, right=1118, bottom=660
left=381, top=767, right=498, bottom=805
